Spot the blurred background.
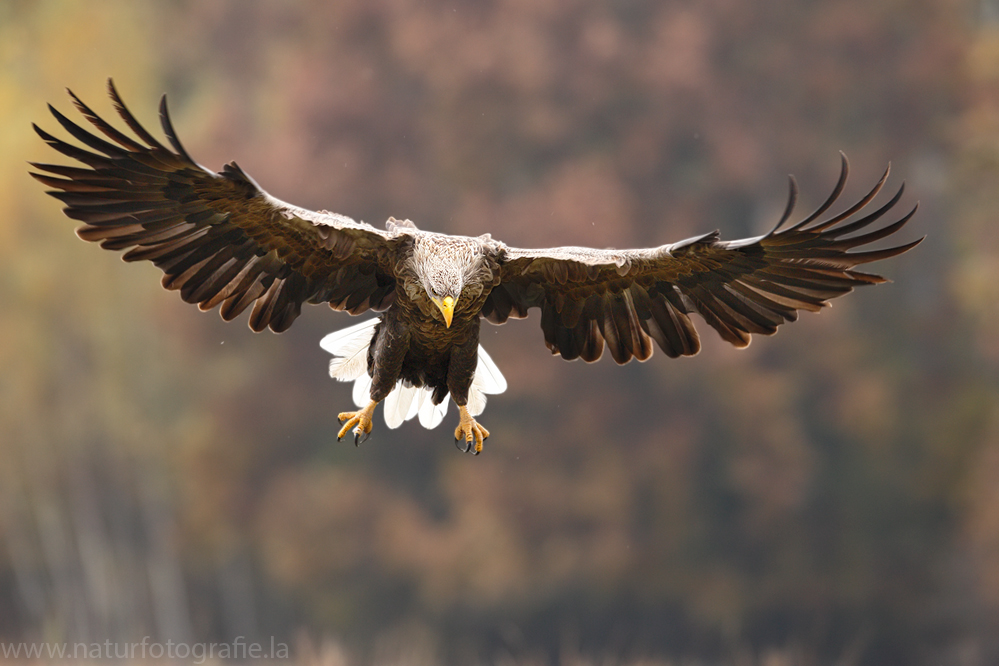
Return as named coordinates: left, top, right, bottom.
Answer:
left=1, top=0, right=997, bottom=664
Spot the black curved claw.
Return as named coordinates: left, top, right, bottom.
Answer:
left=354, top=430, right=371, bottom=447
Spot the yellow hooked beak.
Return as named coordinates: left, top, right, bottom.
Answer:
left=432, top=295, right=455, bottom=328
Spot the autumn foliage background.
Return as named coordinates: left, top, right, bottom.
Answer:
left=1, top=0, right=998, bottom=664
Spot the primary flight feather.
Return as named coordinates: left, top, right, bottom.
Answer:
left=31, top=80, right=922, bottom=453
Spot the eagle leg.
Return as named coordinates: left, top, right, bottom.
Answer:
left=337, top=400, right=378, bottom=446
left=454, top=405, right=490, bottom=455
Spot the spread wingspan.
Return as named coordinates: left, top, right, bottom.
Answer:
left=483, top=155, right=922, bottom=363
left=31, top=79, right=402, bottom=332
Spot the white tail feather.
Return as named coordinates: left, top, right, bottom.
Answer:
left=352, top=372, right=372, bottom=408
left=405, top=387, right=423, bottom=421
left=472, top=345, right=507, bottom=394
left=466, top=388, right=487, bottom=417
left=418, top=392, right=449, bottom=429
left=321, top=318, right=379, bottom=381
left=321, top=318, right=507, bottom=430
left=383, top=383, right=418, bottom=429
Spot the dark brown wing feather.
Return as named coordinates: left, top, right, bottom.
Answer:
left=31, top=79, right=403, bottom=333
left=483, top=154, right=922, bottom=364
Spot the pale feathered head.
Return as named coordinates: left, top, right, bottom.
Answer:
left=410, top=233, right=495, bottom=327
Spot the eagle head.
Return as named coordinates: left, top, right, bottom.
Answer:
left=410, top=234, right=497, bottom=328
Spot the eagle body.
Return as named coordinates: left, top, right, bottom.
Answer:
left=32, top=81, right=922, bottom=453
left=368, top=228, right=503, bottom=407
left=370, top=305, right=480, bottom=406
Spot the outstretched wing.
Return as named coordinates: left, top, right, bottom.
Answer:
left=483, top=155, right=922, bottom=364
left=31, top=79, right=404, bottom=333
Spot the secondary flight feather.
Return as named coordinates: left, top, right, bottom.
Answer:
left=31, top=80, right=922, bottom=453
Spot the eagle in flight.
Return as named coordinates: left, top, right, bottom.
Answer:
left=31, top=80, right=921, bottom=454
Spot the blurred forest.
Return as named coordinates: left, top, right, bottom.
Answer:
left=1, top=0, right=998, bottom=664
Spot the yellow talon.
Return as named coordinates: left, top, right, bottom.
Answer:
left=454, top=405, right=490, bottom=454
left=337, top=400, right=378, bottom=445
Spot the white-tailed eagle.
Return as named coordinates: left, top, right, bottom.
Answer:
left=31, top=80, right=921, bottom=453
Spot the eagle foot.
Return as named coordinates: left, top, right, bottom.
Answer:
left=337, top=400, right=378, bottom=446
left=454, top=405, right=490, bottom=455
